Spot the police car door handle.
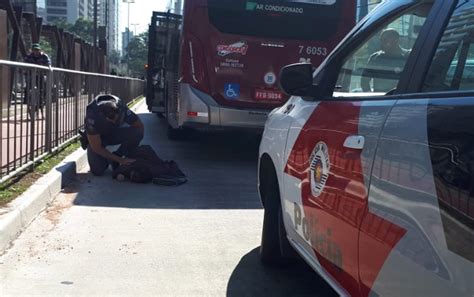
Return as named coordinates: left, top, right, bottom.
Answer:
left=344, top=135, right=365, bottom=150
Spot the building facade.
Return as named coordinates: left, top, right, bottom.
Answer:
left=37, top=6, right=46, bottom=21
left=98, top=0, right=119, bottom=53
left=42, top=0, right=93, bottom=24
left=122, top=27, right=133, bottom=55
left=11, top=0, right=37, bottom=14
left=41, top=0, right=118, bottom=52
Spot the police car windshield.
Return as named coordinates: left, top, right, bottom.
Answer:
left=208, top=0, right=343, bottom=41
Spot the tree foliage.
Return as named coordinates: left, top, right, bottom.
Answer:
left=53, top=18, right=94, bottom=43
left=108, top=49, right=122, bottom=66
left=54, top=18, right=123, bottom=69
left=52, top=19, right=148, bottom=77
left=126, top=32, right=148, bottom=77
left=39, top=39, right=54, bottom=58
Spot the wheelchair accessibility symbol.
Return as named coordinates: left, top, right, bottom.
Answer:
left=224, top=83, right=240, bottom=99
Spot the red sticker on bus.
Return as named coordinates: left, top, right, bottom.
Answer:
left=217, top=42, right=248, bottom=57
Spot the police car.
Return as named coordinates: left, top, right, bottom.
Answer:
left=258, top=1, right=474, bottom=296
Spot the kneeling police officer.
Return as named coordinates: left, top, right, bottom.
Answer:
left=83, top=94, right=144, bottom=176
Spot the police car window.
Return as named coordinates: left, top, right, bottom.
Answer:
left=423, top=1, right=474, bottom=92
left=333, top=5, right=431, bottom=98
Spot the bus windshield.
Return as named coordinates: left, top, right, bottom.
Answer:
left=208, top=0, right=343, bottom=41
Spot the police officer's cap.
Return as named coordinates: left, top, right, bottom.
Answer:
left=95, top=94, right=120, bottom=104
left=95, top=95, right=121, bottom=119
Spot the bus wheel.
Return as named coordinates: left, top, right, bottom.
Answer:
left=155, top=112, right=165, bottom=119
left=167, top=124, right=186, bottom=140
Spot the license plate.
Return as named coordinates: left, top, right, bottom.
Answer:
left=254, top=89, right=283, bottom=101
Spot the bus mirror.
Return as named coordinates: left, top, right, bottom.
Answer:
left=280, top=63, right=316, bottom=97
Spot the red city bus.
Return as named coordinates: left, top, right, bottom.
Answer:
left=146, top=0, right=356, bottom=138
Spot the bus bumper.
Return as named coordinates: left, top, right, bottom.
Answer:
left=176, top=84, right=269, bottom=129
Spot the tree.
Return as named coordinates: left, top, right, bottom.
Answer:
left=70, top=18, right=94, bottom=43
left=39, top=39, right=54, bottom=58
left=109, top=49, right=121, bottom=66
left=54, top=18, right=94, bottom=43
left=126, top=32, right=148, bottom=77
left=52, top=18, right=72, bottom=31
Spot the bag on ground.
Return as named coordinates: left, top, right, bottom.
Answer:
left=112, top=145, right=187, bottom=185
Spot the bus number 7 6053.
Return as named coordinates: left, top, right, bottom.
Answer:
left=299, top=46, right=328, bottom=56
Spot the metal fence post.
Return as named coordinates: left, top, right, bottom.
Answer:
left=87, top=75, right=93, bottom=103
left=0, top=9, right=7, bottom=121
left=0, top=10, right=7, bottom=174
left=29, top=68, right=37, bottom=168
left=45, top=67, right=53, bottom=152
left=54, top=71, right=59, bottom=148
left=74, top=42, right=81, bottom=133
left=74, top=73, right=79, bottom=133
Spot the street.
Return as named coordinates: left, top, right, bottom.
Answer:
left=0, top=102, right=336, bottom=297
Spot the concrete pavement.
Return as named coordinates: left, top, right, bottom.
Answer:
left=0, top=103, right=336, bottom=297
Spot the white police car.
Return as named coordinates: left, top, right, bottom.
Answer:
left=258, top=0, right=474, bottom=296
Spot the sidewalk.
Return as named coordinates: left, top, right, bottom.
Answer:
left=1, top=104, right=25, bottom=119
left=0, top=98, right=146, bottom=253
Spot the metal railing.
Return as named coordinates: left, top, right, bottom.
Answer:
left=0, top=60, right=145, bottom=183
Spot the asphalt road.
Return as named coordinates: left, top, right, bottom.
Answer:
left=0, top=102, right=336, bottom=297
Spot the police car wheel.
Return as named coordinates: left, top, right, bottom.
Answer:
left=260, top=170, right=289, bottom=266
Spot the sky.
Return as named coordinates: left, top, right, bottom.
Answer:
left=120, top=0, right=169, bottom=35
left=37, top=0, right=169, bottom=35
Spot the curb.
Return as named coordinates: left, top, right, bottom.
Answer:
left=0, top=149, right=88, bottom=253
left=0, top=97, right=146, bottom=254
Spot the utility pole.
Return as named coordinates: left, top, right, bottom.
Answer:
left=105, top=0, right=110, bottom=54
left=94, top=0, right=98, bottom=72
left=105, top=0, right=109, bottom=31
left=123, top=0, right=135, bottom=75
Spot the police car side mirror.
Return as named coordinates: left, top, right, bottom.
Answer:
left=280, top=63, right=319, bottom=97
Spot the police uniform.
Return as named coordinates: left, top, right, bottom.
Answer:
left=85, top=95, right=143, bottom=176
left=361, top=49, right=410, bottom=92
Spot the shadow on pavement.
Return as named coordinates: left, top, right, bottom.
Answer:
left=71, top=112, right=264, bottom=209
left=226, top=247, right=337, bottom=297
left=139, top=113, right=262, bottom=163
left=71, top=170, right=263, bottom=209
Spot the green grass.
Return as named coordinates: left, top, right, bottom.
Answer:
left=0, top=141, right=81, bottom=207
